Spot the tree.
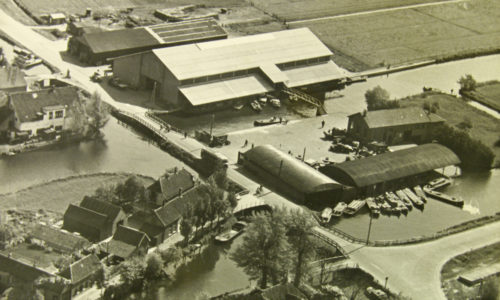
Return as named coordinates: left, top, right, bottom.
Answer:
left=231, top=212, right=291, bottom=288
left=458, top=74, right=477, bottom=93
left=285, top=209, right=317, bottom=287
left=145, top=252, right=163, bottom=279
left=119, top=256, right=145, bottom=292
left=92, top=185, right=119, bottom=204
left=227, top=192, right=238, bottom=210
left=115, top=175, right=147, bottom=203
left=365, top=86, right=399, bottom=111
left=180, top=218, right=193, bottom=245
left=479, top=277, right=499, bottom=300
left=85, top=91, right=109, bottom=139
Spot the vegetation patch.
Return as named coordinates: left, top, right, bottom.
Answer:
left=399, top=92, right=500, bottom=168
left=462, top=80, right=500, bottom=112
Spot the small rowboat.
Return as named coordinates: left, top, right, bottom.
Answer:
left=332, top=202, right=347, bottom=217
left=269, top=98, right=281, bottom=108
left=320, top=207, right=333, bottom=224
left=423, top=186, right=464, bottom=207
left=215, top=221, right=247, bottom=243
left=254, top=116, right=286, bottom=126
left=251, top=100, right=262, bottom=112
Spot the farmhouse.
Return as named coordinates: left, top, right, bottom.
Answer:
left=238, top=144, right=342, bottom=205
left=0, top=67, right=27, bottom=93
left=7, top=86, right=80, bottom=138
left=320, top=143, right=460, bottom=197
left=67, top=18, right=226, bottom=65
left=58, top=254, right=103, bottom=298
left=107, top=225, right=150, bottom=260
left=147, top=167, right=196, bottom=206
left=62, top=198, right=126, bottom=242
left=111, top=28, right=346, bottom=111
left=347, top=107, right=445, bottom=145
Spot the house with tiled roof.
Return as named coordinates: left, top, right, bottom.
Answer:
left=0, top=253, right=71, bottom=300
left=62, top=198, right=126, bottom=242
left=127, top=211, right=167, bottom=246
left=147, top=168, right=195, bottom=206
left=7, top=86, right=80, bottom=137
left=58, top=254, right=103, bottom=298
left=107, top=225, right=150, bottom=259
left=347, top=107, right=445, bottom=145
left=29, top=224, right=91, bottom=254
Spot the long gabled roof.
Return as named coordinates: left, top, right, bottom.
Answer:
left=154, top=185, right=206, bottom=226
left=30, top=225, right=91, bottom=252
left=322, top=143, right=460, bottom=188
left=152, top=28, right=333, bottom=81
left=0, top=254, right=52, bottom=282
left=80, top=197, right=123, bottom=222
left=59, top=254, right=102, bottom=284
left=243, top=145, right=341, bottom=194
left=9, top=86, right=78, bottom=123
left=350, top=107, right=444, bottom=129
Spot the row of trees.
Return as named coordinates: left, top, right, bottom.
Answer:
left=231, top=208, right=317, bottom=289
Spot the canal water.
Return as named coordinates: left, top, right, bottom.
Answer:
left=0, top=55, right=499, bottom=298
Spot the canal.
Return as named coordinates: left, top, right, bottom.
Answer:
left=0, top=54, right=499, bottom=299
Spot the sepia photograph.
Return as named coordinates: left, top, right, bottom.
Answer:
left=0, top=0, right=499, bottom=299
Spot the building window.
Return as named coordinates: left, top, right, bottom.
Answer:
left=55, top=125, right=63, bottom=131
left=49, top=111, right=54, bottom=119
left=55, top=110, right=63, bottom=118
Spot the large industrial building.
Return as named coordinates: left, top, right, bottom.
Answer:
left=67, top=18, right=227, bottom=65
left=112, top=28, right=346, bottom=111
left=320, top=143, right=460, bottom=197
left=238, top=144, right=342, bottom=206
left=347, top=107, right=445, bottom=145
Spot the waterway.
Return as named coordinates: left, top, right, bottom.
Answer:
left=0, top=55, right=499, bottom=299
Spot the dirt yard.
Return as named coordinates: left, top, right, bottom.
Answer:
left=0, top=173, right=154, bottom=213
left=290, top=0, right=500, bottom=71
left=399, top=92, right=500, bottom=165
left=441, top=242, right=500, bottom=300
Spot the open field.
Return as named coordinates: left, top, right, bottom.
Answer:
left=399, top=92, right=500, bottom=165
left=441, top=242, right=500, bottom=299
left=251, top=0, right=447, bottom=21
left=290, top=0, right=500, bottom=71
left=0, top=173, right=154, bottom=214
left=464, top=81, right=500, bottom=112
left=15, top=0, right=245, bottom=16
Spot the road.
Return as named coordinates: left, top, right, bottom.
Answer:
left=289, top=0, right=468, bottom=25
left=318, top=221, right=500, bottom=299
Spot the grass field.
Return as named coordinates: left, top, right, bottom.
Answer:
left=465, top=81, right=500, bottom=112
left=0, top=173, right=154, bottom=214
left=289, top=0, right=500, bottom=71
left=15, top=0, right=245, bottom=16
left=250, top=0, right=445, bottom=21
left=399, top=92, right=500, bottom=165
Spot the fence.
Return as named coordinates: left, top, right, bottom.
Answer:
left=311, top=230, right=348, bottom=257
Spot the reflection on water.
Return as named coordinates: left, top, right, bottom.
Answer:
left=0, top=118, right=188, bottom=194
left=148, top=237, right=250, bottom=300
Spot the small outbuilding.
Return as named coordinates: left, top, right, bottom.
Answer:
left=238, top=144, right=342, bottom=205
left=49, top=13, right=66, bottom=25
left=347, top=107, right=445, bottom=145
left=320, top=143, right=460, bottom=196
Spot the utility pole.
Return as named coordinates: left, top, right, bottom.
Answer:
left=366, top=214, right=373, bottom=245
left=302, top=147, right=306, bottom=162
left=209, top=114, right=215, bottom=138
left=384, top=276, right=389, bottom=289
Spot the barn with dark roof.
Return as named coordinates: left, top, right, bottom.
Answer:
left=67, top=18, right=226, bottom=65
left=238, top=144, right=342, bottom=205
left=320, top=143, right=460, bottom=196
left=347, top=107, right=445, bottom=145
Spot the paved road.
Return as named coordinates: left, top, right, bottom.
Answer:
left=289, top=0, right=468, bottom=25
left=318, top=221, right=500, bottom=300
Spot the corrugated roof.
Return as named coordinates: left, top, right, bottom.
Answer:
left=153, top=28, right=333, bottom=80
left=80, top=197, right=123, bottom=222
left=353, top=107, right=445, bottom=129
left=0, top=67, right=26, bottom=90
left=79, top=19, right=226, bottom=55
left=324, top=143, right=460, bottom=188
left=9, top=87, right=78, bottom=123
left=283, top=60, right=345, bottom=88
left=179, top=74, right=274, bottom=106
left=243, top=145, right=341, bottom=194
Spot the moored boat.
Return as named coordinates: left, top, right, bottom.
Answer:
left=254, top=116, right=286, bottom=127
left=258, top=96, right=267, bottom=105
left=402, top=188, right=424, bottom=208
left=427, top=177, right=452, bottom=190
left=214, top=221, right=247, bottom=243
left=320, top=207, right=333, bottom=223
left=423, top=186, right=464, bottom=207
left=380, top=202, right=392, bottom=214
left=385, top=192, right=399, bottom=207
left=233, top=104, right=244, bottom=110
left=395, top=190, right=414, bottom=209
left=344, top=199, right=366, bottom=216
left=366, top=197, right=380, bottom=217
left=413, top=185, right=428, bottom=203
left=269, top=98, right=281, bottom=108
left=332, top=202, right=347, bottom=217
